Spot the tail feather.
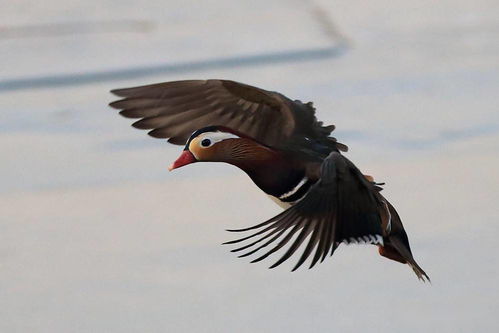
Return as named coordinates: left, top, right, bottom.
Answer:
left=379, top=199, right=430, bottom=282
left=388, top=237, right=430, bottom=282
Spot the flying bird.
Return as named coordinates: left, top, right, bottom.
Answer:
left=109, top=79, right=429, bottom=281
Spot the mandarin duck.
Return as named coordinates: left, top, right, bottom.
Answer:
left=110, top=79, right=429, bottom=281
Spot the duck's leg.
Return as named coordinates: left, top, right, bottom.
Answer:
left=364, top=174, right=374, bottom=182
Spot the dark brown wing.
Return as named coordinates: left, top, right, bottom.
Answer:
left=109, top=79, right=345, bottom=150
left=223, top=152, right=384, bottom=271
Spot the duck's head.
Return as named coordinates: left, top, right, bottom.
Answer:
left=169, top=126, right=261, bottom=171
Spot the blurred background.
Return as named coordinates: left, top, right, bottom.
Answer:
left=1, top=0, right=498, bottom=332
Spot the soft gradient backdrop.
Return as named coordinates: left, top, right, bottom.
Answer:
left=2, top=0, right=499, bottom=332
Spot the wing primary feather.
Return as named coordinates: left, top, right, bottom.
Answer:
left=250, top=218, right=305, bottom=264
left=269, top=221, right=315, bottom=269
left=289, top=193, right=329, bottom=271
left=228, top=210, right=300, bottom=250
left=117, top=93, right=227, bottom=119
left=225, top=211, right=288, bottom=232
left=113, top=88, right=214, bottom=110
left=237, top=228, right=289, bottom=258
left=313, top=190, right=337, bottom=266
left=222, top=227, right=274, bottom=245
left=291, top=219, right=321, bottom=271
left=320, top=214, right=337, bottom=263
left=140, top=100, right=227, bottom=132
left=224, top=216, right=290, bottom=246
left=110, top=80, right=208, bottom=98
left=308, top=214, right=331, bottom=269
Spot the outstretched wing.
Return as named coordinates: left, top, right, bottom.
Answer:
left=109, top=79, right=345, bottom=151
left=224, top=152, right=384, bottom=271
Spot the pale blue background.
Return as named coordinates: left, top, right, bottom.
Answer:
left=1, top=0, right=498, bottom=332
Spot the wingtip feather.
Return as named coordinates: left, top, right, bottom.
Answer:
left=110, top=88, right=129, bottom=97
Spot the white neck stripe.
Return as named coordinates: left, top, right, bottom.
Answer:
left=279, top=177, right=308, bottom=200
left=382, top=201, right=392, bottom=233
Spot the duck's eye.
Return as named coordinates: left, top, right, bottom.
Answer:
left=201, top=138, right=212, bottom=147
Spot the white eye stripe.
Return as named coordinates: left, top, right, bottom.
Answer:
left=197, top=131, right=239, bottom=147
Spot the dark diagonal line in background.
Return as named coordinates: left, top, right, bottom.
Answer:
left=310, top=2, right=351, bottom=47
left=0, top=45, right=347, bottom=93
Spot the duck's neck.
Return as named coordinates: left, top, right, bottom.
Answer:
left=223, top=143, right=306, bottom=197
left=241, top=161, right=307, bottom=198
